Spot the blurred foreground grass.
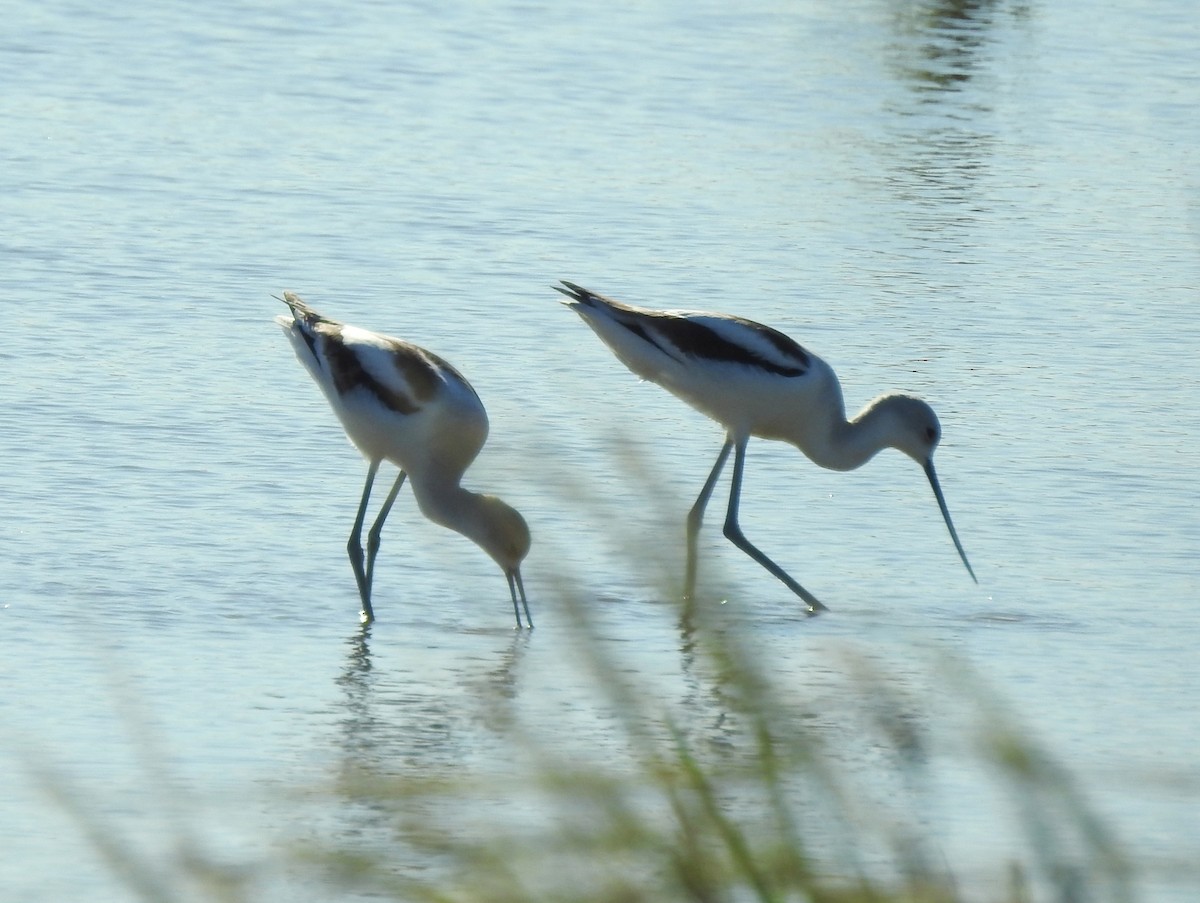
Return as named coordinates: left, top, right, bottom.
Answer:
left=27, top=585, right=1137, bottom=903
left=24, top=455, right=1148, bottom=903
left=294, top=578, right=1135, bottom=903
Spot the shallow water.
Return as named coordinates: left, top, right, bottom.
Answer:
left=2, top=0, right=1198, bottom=900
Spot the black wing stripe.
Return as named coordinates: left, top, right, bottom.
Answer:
left=615, top=317, right=685, bottom=364
left=561, top=281, right=809, bottom=377
left=323, top=329, right=421, bottom=415
left=652, top=316, right=809, bottom=377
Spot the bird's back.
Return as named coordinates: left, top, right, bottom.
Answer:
left=277, top=295, right=487, bottom=470
left=559, top=282, right=837, bottom=441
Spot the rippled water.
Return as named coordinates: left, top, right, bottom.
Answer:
left=2, top=0, right=1198, bottom=900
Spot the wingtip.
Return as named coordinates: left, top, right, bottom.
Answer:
left=554, top=280, right=591, bottom=304
left=275, top=291, right=321, bottom=322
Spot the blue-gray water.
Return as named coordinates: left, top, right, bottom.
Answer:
left=3, top=0, right=1197, bottom=900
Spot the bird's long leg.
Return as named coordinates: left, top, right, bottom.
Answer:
left=721, top=438, right=828, bottom=614
left=685, top=438, right=734, bottom=600
left=364, top=469, right=407, bottom=604
left=507, top=569, right=533, bottom=629
left=348, top=459, right=382, bottom=623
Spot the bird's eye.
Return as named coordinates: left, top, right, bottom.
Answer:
left=925, top=427, right=938, bottom=442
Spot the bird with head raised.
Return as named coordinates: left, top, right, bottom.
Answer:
left=275, top=291, right=532, bottom=627
left=555, top=280, right=975, bottom=613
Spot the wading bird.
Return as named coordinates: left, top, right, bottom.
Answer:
left=556, top=280, right=975, bottom=613
left=275, top=292, right=532, bottom=627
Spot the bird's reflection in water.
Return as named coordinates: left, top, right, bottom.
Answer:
left=334, top=623, right=531, bottom=775
left=326, top=621, right=533, bottom=872
left=675, top=594, right=841, bottom=762
left=336, top=625, right=379, bottom=767
left=675, top=605, right=744, bottom=756
left=461, top=628, right=532, bottom=735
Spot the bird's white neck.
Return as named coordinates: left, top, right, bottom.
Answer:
left=809, top=396, right=906, bottom=472
left=407, top=477, right=527, bottom=571
left=410, top=479, right=489, bottom=545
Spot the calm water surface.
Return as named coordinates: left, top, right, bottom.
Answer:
left=2, top=0, right=1197, bottom=900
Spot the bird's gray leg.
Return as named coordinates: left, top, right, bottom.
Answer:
left=507, top=569, right=533, bottom=629
left=348, top=459, right=382, bottom=623
left=685, top=438, right=734, bottom=600
left=722, top=438, right=829, bottom=614
left=364, top=470, right=407, bottom=605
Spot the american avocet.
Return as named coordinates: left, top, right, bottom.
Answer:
left=556, top=280, right=975, bottom=613
left=275, top=292, right=532, bottom=627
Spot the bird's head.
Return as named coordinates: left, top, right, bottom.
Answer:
left=478, top=495, right=531, bottom=572
left=876, top=394, right=943, bottom=464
